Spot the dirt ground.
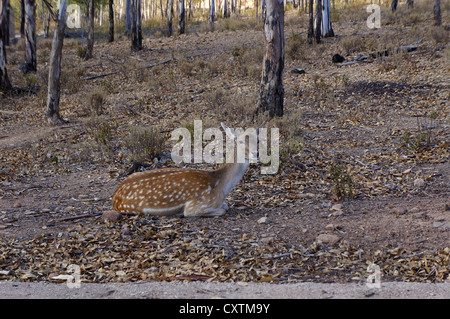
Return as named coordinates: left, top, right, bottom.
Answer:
left=1, top=281, right=450, bottom=299
left=0, top=5, right=449, bottom=287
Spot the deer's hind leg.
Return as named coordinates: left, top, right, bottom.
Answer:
left=183, top=201, right=226, bottom=217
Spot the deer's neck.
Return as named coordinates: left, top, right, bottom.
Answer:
left=211, top=161, right=250, bottom=201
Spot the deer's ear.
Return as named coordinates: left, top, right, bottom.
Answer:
left=221, top=123, right=236, bottom=140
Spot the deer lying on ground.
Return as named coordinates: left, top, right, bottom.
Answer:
left=112, top=123, right=258, bottom=217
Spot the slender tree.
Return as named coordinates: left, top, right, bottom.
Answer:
left=3, top=0, right=9, bottom=46
left=42, top=0, right=50, bottom=38
left=391, top=0, right=398, bottom=12
left=131, top=0, right=142, bottom=50
left=307, top=0, right=313, bottom=44
left=315, top=0, right=322, bottom=43
left=125, top=0, right=131, bottom=34
left=257, top=0, right=284, bottom=118
left=209, top=0, right=215, bottom=28
left=260, top=0, right=265, bottom=20
left=84, top=0, right=94, bottom=59
left=137, top=0, right=142, bottom=47
left=321, top=0, right=333, bottom=37
left=188, top=0, right=193, bottom=20
left=0, top=0, right=11, bottom=91
left=20, top=0, right=25, bottom=37
left=46, top=0, right=67, bottom=125
left=24, top=0, right=36, bottom=72
left=434, top=0, right=441, bottom=26
left=167, top=0, right=173, bottom=36
left=108, top=0, right=114, bottom=42
left=131, top=0, right=136, bottom=47
left=178, top=0, right=185, bottom=34
left=223, top=0, right=229, bottom=18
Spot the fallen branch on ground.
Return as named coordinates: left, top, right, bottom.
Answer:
left=48, top=211, right=137, bottom=225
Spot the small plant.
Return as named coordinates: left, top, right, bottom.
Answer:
left=94, top=121, right=113, bottom=145
left=430, top=26, right=448, bottom=44
left=231, top=46, right=243, bottom=57
left=283, top=135, right=303, bottom=158
left=341, top=74, right=350, bottom=87
left=24, top=73, right=38, bottom=89
left=313, top=74, right=332, bottom=101
left=178, top=58, right=194, bottom=77
left=276, top=109, right=304, bottom=165
left=329, top=162, right=354, bottom=200
left=76, top=46, right=87, bottom=59
left=124, top=126, right=166, bottom=162
left=287, top=32, right=305, bottom=61
left=83, top=116, right=116, bottom=146
left=400, top=113, right=439, bottom=151
left=87, top=91, right=105, bottom=116
left=340, top=36, right=366, bottom=55
left=101, top=77, right=116, bottom=94
left=204, top=88, right=225, bottom=113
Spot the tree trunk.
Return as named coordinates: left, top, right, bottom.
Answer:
left=84, top=0, right=94, bottom=59
left=434, top=0, right=441, bottom=26
left=307, top=0, right=313, bottom=44
left=42, top=0, right=49, bottom=38
left=391, top=0, right=398, bottom=12
left=131, top=0, right=142, bottom=49
left=24, top=0, right=36, bottom=72
left=315, top=0, right=321, bottom=44
left=46, top=0, right=67, bottom=125
left=131, top=0, right=137, bottom=47
left=20, top=0, right=25, bottom=38
left=4, top=0, right=9, bottom=46
left=209, top=0, right=215, bottom=28
left=178, top=0, right=185, bottom=34
left=125, top=0, right=131, bottom=34
left=137, top=0, right=142, bottom=47
left=0, top=0, right=11, bottom=91
left=260, top=0, right=265, bottom=20
left=167, top=0, right=173, bottom=36
left=258, top=0, right=284, bottom=118
left=321, top=0, right=333, bottom=37
left=188, top=0, right=192, bottom=20
left=223, top=0, right=228, bottom=18
left=108, top=0, right=114, bottom=42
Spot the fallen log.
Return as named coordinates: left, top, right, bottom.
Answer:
left=337, top=40, right=423, bottom=67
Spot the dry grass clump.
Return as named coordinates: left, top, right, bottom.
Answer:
left=430, top=26, right=449, bottom=44
left=231, top=44, right=263, bottom=80
left=87, top=91, right=105, bottom=116
left=124, top=126, right=166, bottom=163
left=340, top=35, right=366, bottom=55
left=178, top=57, right=219, bottom=78
left=204, top=88, right=258, bottom=125
left=286, top=32, right=306, bottom=61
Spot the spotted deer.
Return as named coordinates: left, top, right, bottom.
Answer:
left=112, top=123, right=258, bottom=217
